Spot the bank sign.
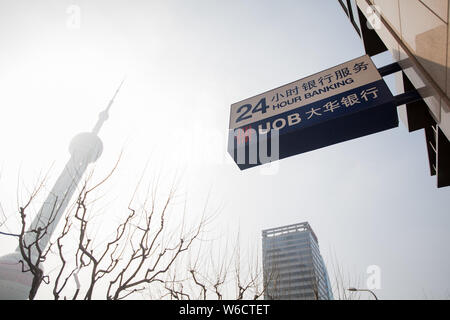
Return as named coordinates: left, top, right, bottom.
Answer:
left=228, top=54, right=399, bottom=170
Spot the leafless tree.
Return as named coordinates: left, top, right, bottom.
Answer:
left=2, top=162, right=363, bottom=301
left=0, top=170, right=64, bottom=300
left=153, top=232, right=272, bottom=300
left=0, top=159, right=214, bottom=300
left=52, top=167, right=212, bottom=300
left=326, top=252, right=363, bottom=300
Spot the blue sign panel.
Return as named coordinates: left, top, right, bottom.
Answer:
left=228, top=55, right=398, bottom=170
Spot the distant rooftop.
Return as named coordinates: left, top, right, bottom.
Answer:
left=262, top=222, right=318, bottom=244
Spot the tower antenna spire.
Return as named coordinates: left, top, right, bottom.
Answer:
left=92, top=76, right=126, bottom=135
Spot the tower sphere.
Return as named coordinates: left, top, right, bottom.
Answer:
left=69, top=132, right=103, bottom=163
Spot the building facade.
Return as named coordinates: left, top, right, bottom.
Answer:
left=262, top=222, right=333, bottom=300
left=339, top=0, right=450, bottom=188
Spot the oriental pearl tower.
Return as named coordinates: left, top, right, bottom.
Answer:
left=0, top=79, right=125, bottom=299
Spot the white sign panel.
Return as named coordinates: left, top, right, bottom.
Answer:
left=229, top=55, right=381, bottom=130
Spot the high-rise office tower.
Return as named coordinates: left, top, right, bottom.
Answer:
left=262, top=222, right=333, bottom=300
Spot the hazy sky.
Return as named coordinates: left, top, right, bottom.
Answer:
left=0, top=0, right=449, bottom=299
